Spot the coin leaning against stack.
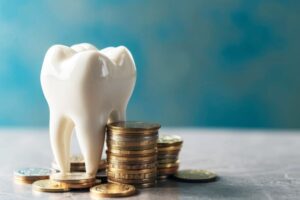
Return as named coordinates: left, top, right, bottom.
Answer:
left=157, top=135, right=183, bottom=179
left=106, top=121, right=161, bottom=188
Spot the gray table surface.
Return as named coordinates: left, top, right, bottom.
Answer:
left=1, top=128, right=300, bottom=200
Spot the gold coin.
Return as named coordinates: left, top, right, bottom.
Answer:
left=109, top=179, right=156, bottom=188
left=158, top=161, right=180, bottom=168
left=108, top=159, right=157, bottom=165
left=14, top=178, right=37, bottom=184
left=157, top=158, right=179, bottom=164
left=108, top=167, right=156, bottom=174
left=108, top=144, right=157, bottom=151
left=107, top=155, right=157, bottom=162
left=107, top=134, right=158, bottom=142
left=32, top=179, right=69, bottom=192
left=107, top=121, right=161, bottom=132
left=107, top=162, right=157, bottom=170
left=107, top=130, right=158, bottom=136
left=158, top=153, right=179, bottom=159
left=107, top=139, right=157, bottom=147
left=107, top=148, right=157, bottom=156
left=158, top=135, right=183, bottom=147
left=173, top=169, right=217, bottom=183
left=50, top=172, right=95, bottom=184
left=158, top=145, right=182, bottom=152
left=158, top=166, right=179, bottom=175
left=157, top=149, right=181, bottom=155
left=90, top=183, right=136, bottom=198
left=107, top=171, right=156, bottom=180
left=66, top=179, right=101, bottom=189
left=108, top=177, right=156, bottom=184
left=14, top=168, right=52, bottom=182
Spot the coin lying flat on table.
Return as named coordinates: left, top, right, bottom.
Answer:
left=14, top=167, right=53, bottom=184
left=173, top=169, right=217, bottom=183
left=32, top=179, right=69, bottom=192
left=90, top=183, right=136, bottom=198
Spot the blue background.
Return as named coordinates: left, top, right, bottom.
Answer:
left=0, top=0, right=299, bottom=128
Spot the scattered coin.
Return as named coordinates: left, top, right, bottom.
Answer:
left=173, top=169, right=217, bottom=183
left=32, top=179, right=69, bottom=193
left=14, top=167, right=52, bottom=183
left=90, top=183, right=136, bottom=198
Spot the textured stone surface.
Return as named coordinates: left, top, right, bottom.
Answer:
left=1, top=128, right=300, bottom=199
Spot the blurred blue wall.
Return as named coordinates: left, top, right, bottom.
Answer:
left=0, top=0, right=299, bottom=128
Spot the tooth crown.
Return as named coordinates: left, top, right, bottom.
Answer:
left=41, top=43, right=136, bottom=176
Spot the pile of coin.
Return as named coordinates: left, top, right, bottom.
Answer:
left=51, top=155, right=106, bottom=172
left=106, top=121, right=161, bottom=188
left=157, top=135, right=183, bottom=179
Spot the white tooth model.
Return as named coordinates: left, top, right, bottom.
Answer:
left=41, top=43, right=136, bottom=176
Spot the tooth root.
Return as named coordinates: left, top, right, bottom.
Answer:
left=49, top=113, right=74, bottom=174
left=75, top=118, right=106, bottom=176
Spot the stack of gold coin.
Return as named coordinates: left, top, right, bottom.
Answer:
left=50, top=172, right=98, bottom=189
left=106, top=121, right=161, bottom=188
left=157, top=135, right=183, bottom=179
left=51, top=155, right=106, bottom=172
